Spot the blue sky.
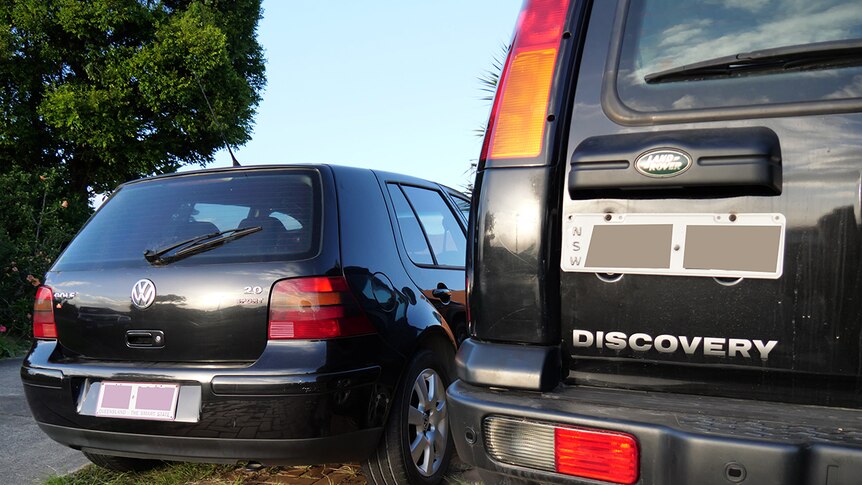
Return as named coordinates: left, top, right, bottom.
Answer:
left=205, top=0, right=523, bottom=191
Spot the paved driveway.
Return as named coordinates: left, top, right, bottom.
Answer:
left=0, top=357, right=88, bottom=484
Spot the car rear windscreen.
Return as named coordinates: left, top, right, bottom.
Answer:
left=53, top=170, right=321, bottom=270
left=615, top=0, right=862, bottom=112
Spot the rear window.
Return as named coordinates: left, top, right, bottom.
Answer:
left=613, top=0, right=862, bottom=113
left=54, top=170, right=321, bottom=270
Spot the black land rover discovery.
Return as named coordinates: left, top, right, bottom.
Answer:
left=21, top=164, right=469, bottom=485
left=449, top=1, right=862, bottom=484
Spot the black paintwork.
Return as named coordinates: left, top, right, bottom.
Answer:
left=454, top=0, right=862, bottom=482
left=469, top=166, right=562, bottom=345
left=568, top=127, right=782, bottom=197
left=21, top=164, right=464, bottom=465
left=559, top=0, right=862, bottom=404
left=466, top=0, right=862, bottom=405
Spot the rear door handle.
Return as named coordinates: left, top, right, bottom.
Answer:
left=126, top=330, right=165, bottom=348
left=569, top=127, right=782, bottom=198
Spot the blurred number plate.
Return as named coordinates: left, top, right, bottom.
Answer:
left=561, top=213, right=785, bottom=279
left=95, top=382, right=180, bottom=421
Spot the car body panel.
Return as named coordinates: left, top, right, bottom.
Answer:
left=22, top=164, right=464, bottom=466
left=451, top=0, right=862, bottom=483
left=559, top=0, right=862, bottom=406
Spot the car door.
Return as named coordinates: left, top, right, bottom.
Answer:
left=384, top=181, right=469, bottom=344
left=558, top=0, right=862, bottom=405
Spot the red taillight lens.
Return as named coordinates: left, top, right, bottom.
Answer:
left=33, top=286, right=57, bottom=339
left=268, top=276, right=375, bottom=340
left=555, top=427, right=639, bottom=484
left=482, top=0, right=571, bottom=160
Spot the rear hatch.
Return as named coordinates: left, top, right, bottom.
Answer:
left=47, top=167, right=330, bottom=363
left=559, top=0, right=862, bottom=406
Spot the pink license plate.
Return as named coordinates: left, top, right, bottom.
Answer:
left=95, top=382, right=180, bottom=421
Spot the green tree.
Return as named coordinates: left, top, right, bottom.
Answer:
left=0, top=1, right=265, bottom=347
left=466, top=45, right=507, bottom=195
left=0, top=0, right=266, bottom=199
left=0, top=166, right=86, bottom=346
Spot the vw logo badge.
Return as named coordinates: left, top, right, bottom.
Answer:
left=130, top=279, right=156, bottom=309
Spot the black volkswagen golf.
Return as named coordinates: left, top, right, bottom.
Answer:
left=21, top=164, right=469, bottom=485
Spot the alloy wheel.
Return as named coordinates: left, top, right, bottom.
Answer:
left=407, top=368, right=448, bottom=477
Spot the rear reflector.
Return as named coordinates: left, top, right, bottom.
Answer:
left=268, top=276, right=375, bottom=340
left=482, top=0, right=571, bottom=160
left=33, top=286, right=57, bottom=339
left=555, top=427, right=639, bottom=484
left=484, top=416, right=639, bottom=484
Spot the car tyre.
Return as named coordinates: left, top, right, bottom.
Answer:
left=363, top=349, right=453, bottom=485
left=82, top=452, right=163, bottom=472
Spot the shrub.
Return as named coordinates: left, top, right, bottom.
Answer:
left=0, top=167, right=92, bottom=339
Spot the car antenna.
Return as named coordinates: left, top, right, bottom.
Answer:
left=195, top=74, right=241, bottom=167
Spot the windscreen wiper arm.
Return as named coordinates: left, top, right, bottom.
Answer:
left=645, top=38, right=862, bottom=84
left=144, top=226, right=262, bottom=265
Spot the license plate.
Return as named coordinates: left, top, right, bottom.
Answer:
left=95, top=382, right=180, bottom=421
left=561, top=213, right=785, bottom=279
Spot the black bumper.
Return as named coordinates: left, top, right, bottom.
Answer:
left=448, top=380, right=862, bottom=485
left=36, top=423, right=380, bottom=465
left=21, top=340, right=387, bottom=465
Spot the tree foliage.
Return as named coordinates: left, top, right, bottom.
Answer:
left=0, top=0, right=266, bottom=198
left=0, top=1, right=265, bottom=343
left=466, top=44, right=508, bottom=196
left=0, top=166, right=88, bottom=341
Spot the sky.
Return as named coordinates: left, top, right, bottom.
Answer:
left=201, top=0, right=524, bottom=191
left=202, top=0, right=521, bottom=189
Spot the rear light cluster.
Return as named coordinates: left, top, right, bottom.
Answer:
left=555, top=427, right=639, bottom=483
left=484, top=416, right=639, bottom=484
left=33, top=286, right=57, bottom=339
left=268, top=276, right=375, bottom=340
left=482, top=0, right=571, bottom=160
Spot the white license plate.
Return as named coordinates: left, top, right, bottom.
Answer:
left=95, top=382, right=180, bottom=421
left=561, top=213, right=786, bottom=279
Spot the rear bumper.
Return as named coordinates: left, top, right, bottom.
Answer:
left=21, top=339, right=388, bottom=464
left=37, top=423, right=380, bottom=464
left=448, top=380, right=862, bottom=485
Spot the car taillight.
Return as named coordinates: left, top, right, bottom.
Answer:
left=268, top=276, right=375, bottom=340
left=484, top=416, right=639, bottom=484
left=482, top=0, right=571, bottom=160
left=555, top=427, right=639, bottom=484
left=33, top=286, right=57, bottom=339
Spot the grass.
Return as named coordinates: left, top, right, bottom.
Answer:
left=44, top=463, right=237, bottom=485
left=45, top=462, right=368, bottom=485
left=45, top=460, right=483, bottom=484
left=444, top=476, right=481, bottom=485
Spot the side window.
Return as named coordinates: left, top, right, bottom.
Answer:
left=449, top=192, right=470, bottom=224
left=388, top=185, right=435, bottom=265
left=401, top=185, right=466, bottom=268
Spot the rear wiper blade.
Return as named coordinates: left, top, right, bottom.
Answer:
left=645, top=38, right=862, bottom=84
left=144, top=226, right=262, bottom=265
